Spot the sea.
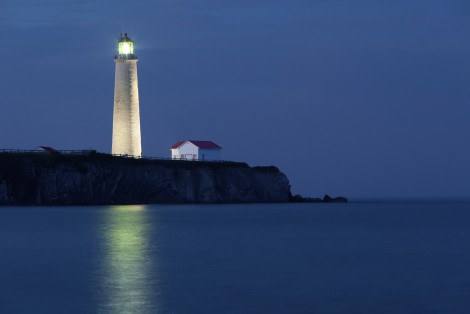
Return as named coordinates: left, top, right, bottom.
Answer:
left=0, top=202, right=469, bottom=314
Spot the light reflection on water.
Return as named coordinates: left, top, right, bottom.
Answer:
left=97, top=205, right=158, bottom=314
left=1, top=203, right=470, bottom=313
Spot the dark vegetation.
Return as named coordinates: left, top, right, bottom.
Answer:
left=0, top=152, right=250, bottom=172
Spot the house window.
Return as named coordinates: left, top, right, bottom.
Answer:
left=193, top=154, right=197, bottom=160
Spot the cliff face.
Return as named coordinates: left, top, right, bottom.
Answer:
left=0, top=153, right=291, bottom=205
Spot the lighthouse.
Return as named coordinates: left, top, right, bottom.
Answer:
left=112, top=33, right=142, bottom=157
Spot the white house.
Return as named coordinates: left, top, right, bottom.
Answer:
left=171, top=141, right=222, bottom=161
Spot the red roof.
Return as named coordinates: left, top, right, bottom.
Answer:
left=37, top=146, right=58, bottom=153
left=171, top=140, right=222, bottom=150
left=170, top=141, right=185, bottom=149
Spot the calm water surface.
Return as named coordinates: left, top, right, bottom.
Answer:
left=0, top=203, right=469, bottom=313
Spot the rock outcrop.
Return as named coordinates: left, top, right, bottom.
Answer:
left=0, top=153, right=292, bottom=205
left=291, top=194, right=348, bottom=203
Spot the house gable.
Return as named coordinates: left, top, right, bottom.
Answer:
left=170, top=140, right=222, bottom=160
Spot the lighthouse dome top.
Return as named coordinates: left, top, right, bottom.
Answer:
left=116, top=33, right=136, bottom=59
left=118, top=33, right=134, bottom=43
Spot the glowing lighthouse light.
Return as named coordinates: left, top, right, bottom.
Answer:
left=118, top=34, right=134, bottom=55
left=121, top=43, right=131, bottom=54
left=112, top=33, right=142, bottom=157
left=117, top=33, right=134, bottom=55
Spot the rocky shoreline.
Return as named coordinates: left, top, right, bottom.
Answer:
left=0, top=152, right=347, bottom=205
left=291, top=194, right=348, bottom=203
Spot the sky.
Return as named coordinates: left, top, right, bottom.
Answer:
left=1, top=0, right=469, bottom=199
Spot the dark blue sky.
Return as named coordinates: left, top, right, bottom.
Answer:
left=1, top=0, right=469, bottom=199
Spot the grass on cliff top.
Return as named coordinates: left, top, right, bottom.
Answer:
left=0, top=152, right=281, bottom=174
left=0, top=152, right=250, bottom=169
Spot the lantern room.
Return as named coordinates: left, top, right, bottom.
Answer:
left=116, top=33, right=136, bottom=58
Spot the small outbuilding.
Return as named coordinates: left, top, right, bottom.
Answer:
left=35, top=146, right=58, bottom=153
left=171, top=140, right=222, bottom=161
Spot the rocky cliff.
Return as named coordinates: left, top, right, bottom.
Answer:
left=0, top=153, right=292, bottom=205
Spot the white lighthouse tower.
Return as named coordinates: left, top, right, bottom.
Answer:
left=112, top=33, right=142, bottom=157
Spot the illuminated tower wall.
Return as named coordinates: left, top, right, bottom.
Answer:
left=112, top=33, right=142, bottom=157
